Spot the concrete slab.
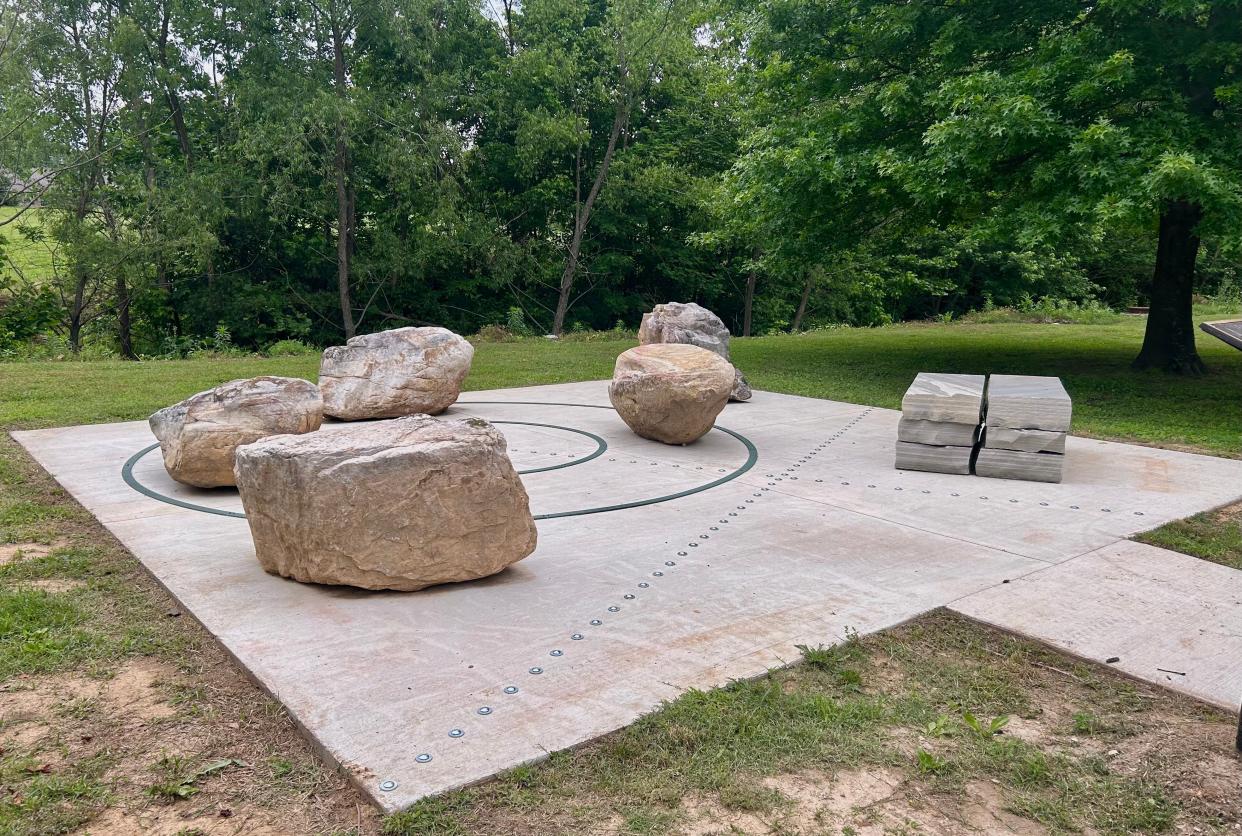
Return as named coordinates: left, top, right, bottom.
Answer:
left=950, top=540, right=1242, bottom=710
left=897, top=417, right=980, bottom=447
left=893, top=440, right=973, bottom=475
left=13, top=380, right=1242, bottom=811
left=900, top=372, right=985, bottom=423
left=983, top=426, right=1066, bottom=454
left=976, top=447, right=1064, bottom=484
left=986, top=374, right=1072, bottom=432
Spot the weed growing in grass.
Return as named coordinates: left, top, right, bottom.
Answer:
left=961, top=710, right=1010, bottom=739
left=915, top=748, right=948, bottom=774
left=146, top=755, right=244, bottom=801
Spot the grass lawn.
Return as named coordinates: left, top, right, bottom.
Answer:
left=0, top=315, right=1239, bottom=834
left=2, top=307, right=1240, bottom=455
left=0, top=207, right=56, bottom=286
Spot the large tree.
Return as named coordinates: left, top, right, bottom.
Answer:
left=725, top=0, right=1242, bottom=372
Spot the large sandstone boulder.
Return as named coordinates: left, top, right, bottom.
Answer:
left=233, top=415, right=537, bottom=591
left=638, top=302, right=751, bottom=401
left=609, top=344, right=734, bottom=445
left=318, top=326, right=474, bottom=420
left=149, top=376, right=323, bottom=488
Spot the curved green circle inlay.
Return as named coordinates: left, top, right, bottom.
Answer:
left=122, top=402, right=758, bottom=521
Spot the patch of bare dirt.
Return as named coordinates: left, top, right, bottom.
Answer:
left=0, top=540, right=65, bottom=565
left=73, top=803, right=303, bottom=835
left=679, top=770, right=1047, bottom=836
left=101, top=658, right=180, bottom=723
left=1213, top=501, right=1242, bottom=524
left=18, top=577, right=85, bottom=593
left=679, top=793, right=771, bottom=835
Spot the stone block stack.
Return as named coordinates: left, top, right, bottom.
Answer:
left=894, top=373, right=985, bottom=475
left=975, top=375, right=1072, bottom=483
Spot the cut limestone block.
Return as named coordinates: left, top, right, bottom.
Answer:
left=149, top=376, right=323, bottom=488
left=975, top=447, right=1063, bottom=483
left=985, top=375, right=1072, bottom=432
left=894, top=441, right=973, bottom=476
left=234, top=415, right=537, bottom=590
left=609, top=344, right=734, bottom=444
left=319, top=326, right=474, bottom=420
left=900, top=373, right=986, bottom=424
left=897, top=417, right=980, bottom=448
left=984, top=426, right=1066, bottom=455
left=638, top=301, right=751, bottom=401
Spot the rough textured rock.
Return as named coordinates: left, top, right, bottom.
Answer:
left=149, top=377, right=323, bottom=488
left=975, top=447, right=1064, bottom=483
left=900, top=373, right=986, bottom=424
left=234, top=415, right=537, bottom=591
left=609, top=344, right=734, bottom=444
left=319, top=327, right=474, bottom=420
left=638, top=302, right=751, bottom=401
left=897, top=417, right=980, bottom=448
left=894, top=441, right=974, bottom=475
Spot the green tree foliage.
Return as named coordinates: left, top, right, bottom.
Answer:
left=721, top=0, right=1242, bottom=370
left=1, top=0, right=1238, bottom=369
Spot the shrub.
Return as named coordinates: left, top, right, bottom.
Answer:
left=265, top=338, right=317, bottom=356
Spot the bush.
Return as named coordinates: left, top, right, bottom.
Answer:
left=265, top=338, right=317, bottom=356
left=958, top=298, right=1122, bottom=325
left=472, top=324, right=519, bottom=342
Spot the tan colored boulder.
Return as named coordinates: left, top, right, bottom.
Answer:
left=149, top=376, right=323, bottom=488
left=318, top=326, right=474, bottom=420
left=608, top=344, right=734, bottom=444
left=638, top=301, right=751, bottom=401
left=233, top=415, right=537, bottom=591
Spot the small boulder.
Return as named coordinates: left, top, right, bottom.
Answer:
left=233, top=415, right=537, bottom=591
left=319, top=326, right=474, bottom=420
left=609, top=344, right=734, bottom=444
left=149, top=376, right=323, bottom=488
left=638, top=302, right=751, bottom=401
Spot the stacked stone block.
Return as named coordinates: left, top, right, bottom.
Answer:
left=894, top=373, right=985, bottom=475
left=975, top=375, right=1072, bottom=484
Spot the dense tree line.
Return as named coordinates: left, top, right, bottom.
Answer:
left=1, top=0, right=1239, bottom=372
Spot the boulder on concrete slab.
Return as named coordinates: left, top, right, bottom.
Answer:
left=608, top=344, right=733, bottom=444
left=638, top=301, right=751, bottom=401
left=234, top=415, right=537, bottom=591
left=319, top=326, right=474, bottom=420
left=149, top=376, right=323, bottom=488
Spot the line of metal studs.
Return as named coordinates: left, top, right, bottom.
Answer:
left=375, top=407, right=873, bottom=794
left=748, top=410, right=1142, bottom=518
left=834, top=474, right=1144, bottom=517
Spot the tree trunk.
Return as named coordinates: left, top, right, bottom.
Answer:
left=115, top=272, right=135, bottom=359
left=742, top=264, right=757, bottom=337
left=157, top=5, right=193, bottom=170
left=792, top=273, right=812, bottom=331
left=1133, top=199, right=1205, bottom=375
left=330, top=13, right=356, bottom=339
left=68, top=277, right=86, bottom=353
left=552, top=99, right=628, bottom=336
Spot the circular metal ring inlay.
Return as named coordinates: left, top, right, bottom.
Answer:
left=121, top=402, right=758, bottom=522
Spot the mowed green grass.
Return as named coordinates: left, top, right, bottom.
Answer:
left=0, top=207, right=56, bottom=285
left=2, top=311, right=1239, bottom=456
